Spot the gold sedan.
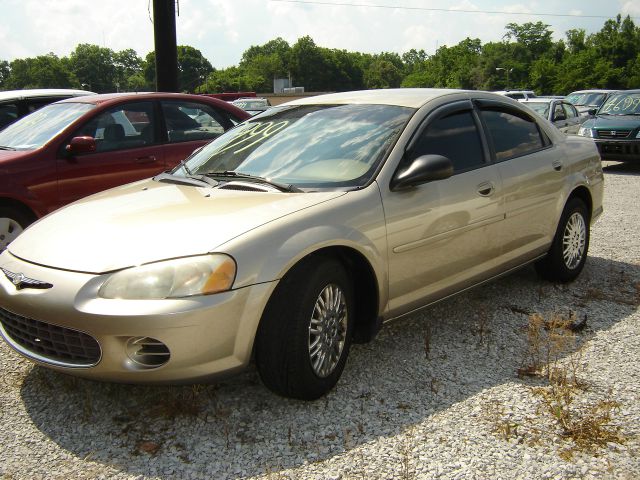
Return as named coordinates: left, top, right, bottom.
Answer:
left=0, top=89, right=603, bottom=400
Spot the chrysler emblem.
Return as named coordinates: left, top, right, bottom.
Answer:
left=1, top=268, right=53, bottom=290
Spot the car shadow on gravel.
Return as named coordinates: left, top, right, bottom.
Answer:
left=16, top=255, right=639, bottom=479
left=602, top=161, right=640, bottom=175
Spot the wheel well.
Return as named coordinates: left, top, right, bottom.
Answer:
left=568, top=186, right=593, bottom=219
left=302, top=247, right=381, bottom=344
left=0, top=198, right=37, bottom=223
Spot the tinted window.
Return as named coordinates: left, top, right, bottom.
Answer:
left=161, top=101, right=229, bottom=143
left=412, top=110, right=485, bottom=172
left=74, top=101, right=156, bottom=153
left=0, top=103, right=18, bottom=129
left=481, top=108, right=545, bottom=161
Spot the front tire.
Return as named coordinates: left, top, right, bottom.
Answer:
left=0, top=207, right=33, bottom=251
left=535, top=197, right=590, bottom=282
left=255, top=256, right=354, bottom=400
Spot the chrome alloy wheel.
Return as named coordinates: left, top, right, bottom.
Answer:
left=308, top=283, right=348, bottom=378
left=562, top=212, right=586, bottom=269
left=0, top=217, right=23, bottom=251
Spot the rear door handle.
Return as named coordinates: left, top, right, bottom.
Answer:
left=477, top=181, right=495, bottom=196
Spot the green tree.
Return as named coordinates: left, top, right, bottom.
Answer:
left=143, top=46, right=213, bottom=92
left=177, top=45, right=213, bottom=92
left=289, top=36, right=333, bottom=91
left=113, top=49, right=143, bottom=92
left=5, top=54, right=77, bottom=89
left=69, top=44, right=116, bottom=92
left=0, top=60, right=10, bottom=88
left=364, top=59, right=402, bottom=88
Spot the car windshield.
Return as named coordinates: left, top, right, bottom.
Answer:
left=0, top=102, right=95, bottom=150
left=598, top=92, right=640, bottom=115
left=176, top=103, right=413, bottom=189
left=566, top=92, right=606, bottom=107
left=523, top=102, right=550, bottom=117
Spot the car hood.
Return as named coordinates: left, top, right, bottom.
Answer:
left=586, top=115, right=640, bottom=130
left=9, top=179, right=346, bottom=273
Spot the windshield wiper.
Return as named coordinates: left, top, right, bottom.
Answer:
left=154, top=171, right=219, bottom=188
left=203, top=170, right=302, bottom=192
left=0, top=145, right=16, bottom=151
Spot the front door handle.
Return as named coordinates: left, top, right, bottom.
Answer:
left=477, top=181, right=495, bottom=196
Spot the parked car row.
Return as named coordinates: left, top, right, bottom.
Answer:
left=0, top=88, right=603, bottom=399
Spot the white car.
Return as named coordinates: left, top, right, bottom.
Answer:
left=0, top=88, right=95, bottom=130
left=494, top=90, right=537, bottom=100
left=520, top=98, right=584, bottom=134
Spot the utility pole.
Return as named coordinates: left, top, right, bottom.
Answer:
left=153, top=0, right=179, bottom=92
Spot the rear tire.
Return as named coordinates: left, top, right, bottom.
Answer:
left=0, top=207, right=33, bottom=251
left=535, top=198, right=590, bottom=282
left=255, top=256, right=354, bottom=400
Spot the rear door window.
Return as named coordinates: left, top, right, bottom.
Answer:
left=160, top=101, right=230, bottom=143
left=479, top=107, right=548, bottom=161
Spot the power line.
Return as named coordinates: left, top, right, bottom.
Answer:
left=268, top=0, right=638, bottom=20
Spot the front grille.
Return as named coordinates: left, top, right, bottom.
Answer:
left=0, top=307, right=100, bottom=367
left=597, top=130, right=632, bottom=139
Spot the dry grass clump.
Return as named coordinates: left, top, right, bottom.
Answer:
left=490, top=311, right=627, bottom=456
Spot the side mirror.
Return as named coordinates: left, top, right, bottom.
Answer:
left=390, top=154, right=454, bottom=191
left=587, top=108, right=597, bottom=116
left=554, top=112, right=566, bottom=122
left=65, top=136, right=96, bottom=155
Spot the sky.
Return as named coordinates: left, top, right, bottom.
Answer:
left=1, top=0, right=639, bottom=68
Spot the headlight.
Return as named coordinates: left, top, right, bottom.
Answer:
left=98, top=254, right=236, bottom=299
left=578, top=126, right=594, bottom=138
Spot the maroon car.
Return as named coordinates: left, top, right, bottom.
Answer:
left=0, top=92, right=250, bottom=249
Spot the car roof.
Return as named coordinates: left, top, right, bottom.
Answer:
left=0, top=88, right=95, bottom=101
left=288, top=88, right=470, bottom=108
left=520, top=98, right=558, bottom=104
left=494, top=90, right=535, bottom=95
left=54, top=92, right=251, bottom=118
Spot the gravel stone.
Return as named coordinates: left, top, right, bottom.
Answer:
left=0, top=161, right=639, bottom=479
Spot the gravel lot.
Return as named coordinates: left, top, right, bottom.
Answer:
left=1, top=162, right=639, bottom=480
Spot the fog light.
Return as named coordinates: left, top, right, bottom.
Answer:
left=126, top=337, right=170, bottom=368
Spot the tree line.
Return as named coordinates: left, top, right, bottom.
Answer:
left=1, top=14, right=638, bottom=95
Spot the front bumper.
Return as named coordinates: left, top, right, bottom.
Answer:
left=594, top=139, right=640, bottom=161
left=0, top=250, right=276, bottom=383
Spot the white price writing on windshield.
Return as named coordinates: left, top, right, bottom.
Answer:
left=217, top=121, right=290, bottom=155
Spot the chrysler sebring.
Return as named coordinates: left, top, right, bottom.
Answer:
left=0, top=89, right=604, bottom=400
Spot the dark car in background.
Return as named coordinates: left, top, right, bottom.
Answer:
left=0, top=88, right=95, bottom=130
left=0, top=92, right=250, bottom=249
left=578, top=90, right=640, bottom=162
